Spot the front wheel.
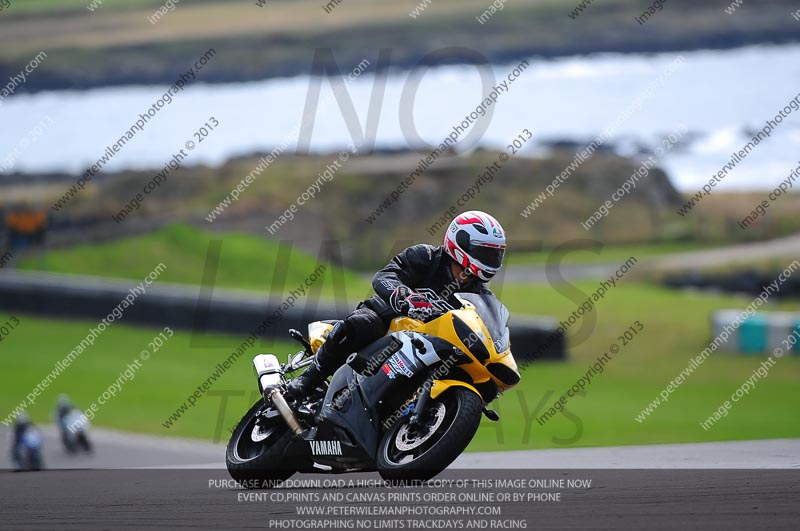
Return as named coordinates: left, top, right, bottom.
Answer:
left=225, top=398, right=296, bottom=487
left=377, top=387, right=483, bottom=481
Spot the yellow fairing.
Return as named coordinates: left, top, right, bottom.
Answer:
left=389, top=308, right=521, bottom=394
left=307, top=321, right=335, bottom=354
left=389, top=316, right=423, bottom=332
left=429, top=380, right=481, bottom=400
left=491, top=348, right=520, bottom=392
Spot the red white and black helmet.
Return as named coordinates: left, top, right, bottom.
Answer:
left=443, top=210, right=506, bottom=281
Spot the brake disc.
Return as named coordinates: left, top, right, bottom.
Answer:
left=394, top=402, right=446, bottom=451
left=251, top=418, right=276, bottom=442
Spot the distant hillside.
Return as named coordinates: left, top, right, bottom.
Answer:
left=318, top=150, right=688, bottom=267
left=0, top=0, right=798, bottom=91
left=5, top=148, right=800, bottom=269
left=1, top=149, right=719, bottom=268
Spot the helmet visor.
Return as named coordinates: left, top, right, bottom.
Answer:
left=469, top=244, right=505, bottom=269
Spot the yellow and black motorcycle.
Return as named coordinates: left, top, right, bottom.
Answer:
left=225, top=292, right=520, bottom=484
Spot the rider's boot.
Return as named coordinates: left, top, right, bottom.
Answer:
left=286, top=311, right=387, bottom=400
left=286, top=359, right=324, bottom=400
left=286, top=340, right=339, bottom=400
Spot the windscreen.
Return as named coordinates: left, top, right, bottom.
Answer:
left=455, top=292, right=511, bottom=353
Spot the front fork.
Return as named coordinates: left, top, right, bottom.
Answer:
left=407, top=376, right=501, bottom=430
left=407, top=377, right=434, bottom=431
left=267, top=388, right=303, bottom=435
left=253, top=354, right=304, bottom=436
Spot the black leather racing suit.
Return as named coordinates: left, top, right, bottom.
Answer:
left=313, top=244, right=496, bottom=376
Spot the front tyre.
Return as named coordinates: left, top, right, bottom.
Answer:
left=225, top=398, right=296, bottom=487
left=377, top=387, right=483, bottom=481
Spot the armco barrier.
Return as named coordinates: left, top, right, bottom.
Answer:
left=0, top=271, right=565, bottom=361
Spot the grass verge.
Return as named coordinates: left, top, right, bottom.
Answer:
left=19, top=224, right=371, bottom=299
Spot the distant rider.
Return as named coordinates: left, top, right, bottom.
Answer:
left=10, top=413, right=31, bottom=468
left=54, top=394, right=92, bottom=453
left=55, top=394, right=72, bottom=426
left=10, top=412, right=43, bottom=470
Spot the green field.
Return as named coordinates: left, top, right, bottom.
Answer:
left=481, top=280, right=800, bottom=449
left=20, top=225, right=371, bottom=300
left=2, top=271, right=798, bottom=450
left=0, top=312, right=293, bottom=444
left=12, top=224, right=800, bottom=448
left=22, top=226, right=712, bottom=283
left=506, top=242, right=715, bottom=266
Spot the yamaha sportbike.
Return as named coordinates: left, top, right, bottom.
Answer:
left=225, top=292, right=520, bottom=484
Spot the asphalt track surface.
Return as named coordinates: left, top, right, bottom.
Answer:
left=1, top=428, right=798, bottom=529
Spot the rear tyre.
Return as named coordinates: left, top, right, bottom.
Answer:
left=225, top=398, right=296, bottom=487
left=377, top=387, right=482, bottom=481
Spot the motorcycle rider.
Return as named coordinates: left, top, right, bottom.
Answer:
left=10, top=412, right=43, bottom=470
left=55, top=394, right=71, bottom=426
left=287, top=210, right=506, bottom=399
left=54, top=394, right=92, bottom=453
left=10, top=412, right=31, bottom=468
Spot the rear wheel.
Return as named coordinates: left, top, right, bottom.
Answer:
left=377, top=387, right=482, bottom=481
left=225, top=399, right=296, bottom=487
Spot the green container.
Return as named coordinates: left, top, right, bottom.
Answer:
left=739, top=315, right=768, bottom=354
left=794, top=322, right=800, bottom=354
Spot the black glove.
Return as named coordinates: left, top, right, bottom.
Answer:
left=391, top=287, right=442, bottom=321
